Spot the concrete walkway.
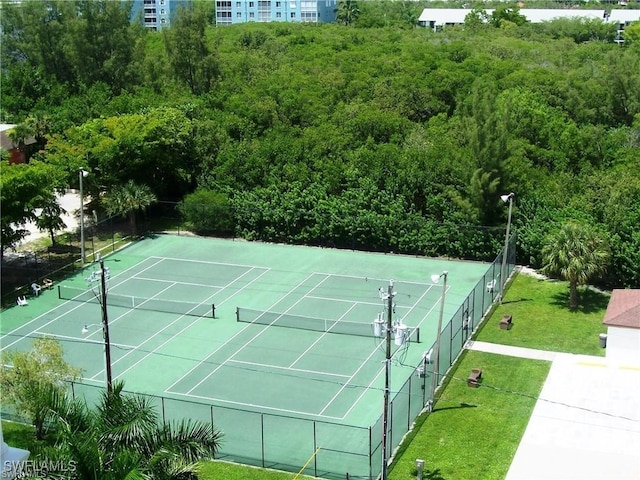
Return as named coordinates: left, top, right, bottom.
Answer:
left=465, top=341, right=640, bottom=480
left=466, top=340, right=558, bottom=361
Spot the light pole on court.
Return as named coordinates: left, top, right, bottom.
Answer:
left=79, top=169, right=89, bottom=265
left=500, top=193, right=515, bottom=304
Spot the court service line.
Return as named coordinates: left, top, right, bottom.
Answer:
left=229, top=359, right=351, bottom=379
left=182, top=273, right=333, bottom=396
left=0, top=256, right=167, bottom=352
left=162, top=266, right=277, bottom=392
left=35, top=332, right=136, bottom=351
left=131, top=276, right=226, bottom=289
left=117, top=266, right=272, bottom=382
left=305, top=295, right=386, bottom=307
left=177, top=390, right=344, bottom=421
left=287, top=302, right=359, bottom=369
left=312, top=272, right=434, bottom=287
left=317, top=333, right=387, bottom=417
left=150, top=255, right=269, bottom=270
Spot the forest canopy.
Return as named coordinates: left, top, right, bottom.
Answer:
left=1, top=1, right=639, bottom=288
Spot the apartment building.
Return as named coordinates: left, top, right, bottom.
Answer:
left=215, top=0, right=337, bottom=26
left=131, top=0, right=179, bottom=30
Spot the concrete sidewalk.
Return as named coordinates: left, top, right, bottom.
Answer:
left=465, top=341, right=640, bottom=480
left=467, top=340, right=558, bottom=362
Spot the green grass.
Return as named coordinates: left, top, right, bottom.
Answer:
left=475, top=274, right=609, bottom=355
left=389, top=351, right=551, bottom=480
left=197, top=461, right=301, bottom=479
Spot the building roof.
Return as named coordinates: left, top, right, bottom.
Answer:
left=603, top=289, right=640, bottom=329
left=418, top=9, right=491, bottom=26
left=519, top=9, right=606, bottom=23
left=608, top=9, right=640, bottom=23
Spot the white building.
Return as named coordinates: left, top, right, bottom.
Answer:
left=603, top=290, right=640, bottom=365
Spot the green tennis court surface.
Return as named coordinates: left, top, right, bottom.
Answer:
left=1, top=235, right=500, bottom=478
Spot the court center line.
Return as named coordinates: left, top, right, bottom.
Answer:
left=228, top=359, right=351, bottom=379
left=288, top=302, right=359, bottom=369
left=318, top=333, right=387, bottom=417
left=0, top=256, right=167, bottom=352
left=182, top=273, right=332, bottom=396
left=118, top=266, right=271, bottom=382
left=163, top=267, right=275, bottom=393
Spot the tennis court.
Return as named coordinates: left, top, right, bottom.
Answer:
left=0, top=235, right=506, bottom=479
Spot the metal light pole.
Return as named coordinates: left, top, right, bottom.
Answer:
left=82, top=259, right=112, bottom=392
left=381, top=280, right=395, bottom=480
left=500, top=193, right=515, bottom=305
left=79, top=169, right=89, bottom=264
left=429, top=271, right=448, bottom=410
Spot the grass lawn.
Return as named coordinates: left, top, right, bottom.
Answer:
left=388, top=350, right=551, bottom=480
left=475, top=273, right=609, bottom=355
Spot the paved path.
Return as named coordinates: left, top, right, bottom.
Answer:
left=465, top=341, right=640, bottom=480
left=466, top=340, right=557, bottom=361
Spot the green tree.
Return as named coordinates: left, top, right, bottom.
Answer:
left=0, top=337, right=81, bottom=440
left=0, top=160, right=61, bottom=259
left=103, top=180, right=156, bottom=236
left=335, top=0, right=360, bottom=26
left=35, top=193, right=67, bottom=245
left=178, top=189, right=234, bottom=235
left=163, top=4, right=219, bottom=95
left=541, top=222, right=610, bottom=309
left=44, top=380, right=222, bottom=479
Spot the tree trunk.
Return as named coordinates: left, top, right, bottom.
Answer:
left=129, top=211, right=137, bottom=236
left=569, top=281, right=579, bottom=309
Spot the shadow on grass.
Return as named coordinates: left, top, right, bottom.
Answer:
left=412, top=468, right=445, bottom=480
left=502, top=297, right=533, bottom=305
left=434, top=402, right=478, bottom=412
left=551, top=288, right=610, bottom=314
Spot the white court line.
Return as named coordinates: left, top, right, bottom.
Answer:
left=182, top=273, right=332, bottom=396
left=318, top=339, right=385, bottom=417
left=229, top=359, right=351, bottom=379
left=305, top=295, right=387, bottom=307
left=163, top=267, right=277, bottom=393
left=0, top=256, right=166, bottom=351
left=89, top=280, right=180, bottom=381
left=117, top=266, right=271, bottom=381
left=288, top=302, right=359, bottom=369
left=34, top=332, right=136, bottom=351
left=176, top=390, right=344, bottom=420
left=149, top=255, right=265, bottom=270
left=131, top=276, right=227, bottom=289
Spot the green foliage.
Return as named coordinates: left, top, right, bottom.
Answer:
left=178, top=189, right=234, bottom=235
left=0, top=337, right=81, bottom=440
left=1, top=17, right=638, bottom=287
left=43, top=380, right=222, bottom=479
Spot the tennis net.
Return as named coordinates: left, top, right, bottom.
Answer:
left=236, top=307, right=419, bottom=341
left=58, top=285, right=213, bottom=318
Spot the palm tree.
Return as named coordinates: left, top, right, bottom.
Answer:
left=541, top=222, right=610, bottom=309
left=103, top=180, right=156, bottom=236
left=45, top=380, right=223, bottom=479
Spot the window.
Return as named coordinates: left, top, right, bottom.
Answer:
left=290, top=1, right=296, bottom=8
left=290, top=11, right=295, bottom=18
left=276, top=11, right=281, bottom=17
left=161, top=18, right=166, bottom=23
left=250, top=12, right=254, bottom=17
left=237, top=12, right=242, bottom=17
left=160, top=0, right=165, bottom=4
left=236, top=1, right=241, bottom=6
left=160, top=9, right=165, bottom=14
left=249, top=1, right=254, bottom=6
left=276, top=1, right=281, bottom=6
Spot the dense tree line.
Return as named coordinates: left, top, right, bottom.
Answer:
left=1, top=1, right=639, bottom=287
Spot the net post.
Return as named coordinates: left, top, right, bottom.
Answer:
left=57, top=284, right=61, bottom=299
left=212, top=304, right=216, bottom=319
left=416, top=327, right=420, bottom=343
left=236, top=307, right=239, bottom=322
